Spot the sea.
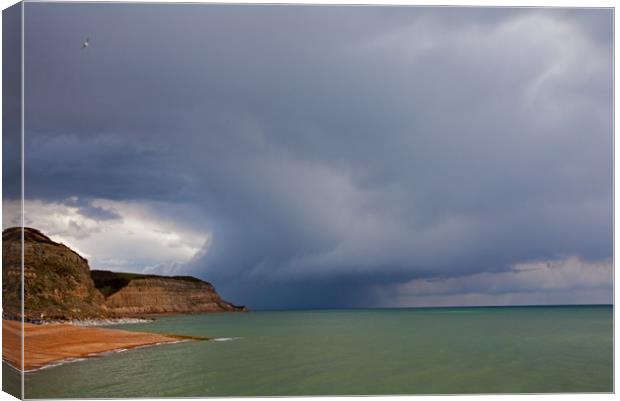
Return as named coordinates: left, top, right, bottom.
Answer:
left=6, top=305, right=614, bottom=398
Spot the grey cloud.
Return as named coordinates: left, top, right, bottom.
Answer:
left=22, top=5, right=613, bottom=308
left=65, top=197, right=122, bottom=221
left=393, top=257, right=612, bottom=297
left=375, top=256, right=612, bottom=307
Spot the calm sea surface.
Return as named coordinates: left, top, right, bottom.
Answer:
left=13, top=306, right=613, bottom=397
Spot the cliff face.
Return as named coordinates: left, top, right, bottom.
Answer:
left=3, top=227, right=106, bottom=320
left=91, top=270, right=247, bottom=315
left=2, top=227, right=246, bottom=321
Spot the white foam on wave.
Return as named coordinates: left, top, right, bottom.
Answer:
left=25, top=357, right=88, bottom=373
left=212, top=337, right=242, bottom=342
left=87, top=348, right=130, bottom=357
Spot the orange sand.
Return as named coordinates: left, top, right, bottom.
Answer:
left=2, top=320, right=190, bottom=371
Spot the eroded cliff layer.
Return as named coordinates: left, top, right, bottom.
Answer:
left=91, top=270, right=247, bottom=315
left=2, top=227, right=106, bottom=320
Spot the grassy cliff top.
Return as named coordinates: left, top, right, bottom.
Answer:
left=4, top=227, right=60, bottom=245
left=3, top=227, right=88, bottom=262
left=90, top=270, right=208, bottom=297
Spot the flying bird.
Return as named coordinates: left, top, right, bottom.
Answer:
left=81, top=37, right=90, bottom=49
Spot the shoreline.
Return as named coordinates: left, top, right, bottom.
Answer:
left=4, top=339, right=192, bottom=373
left=2, top=320, right=206, bottom=371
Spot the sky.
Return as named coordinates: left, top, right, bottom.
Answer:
left=4, top=4, right=613, bottom=309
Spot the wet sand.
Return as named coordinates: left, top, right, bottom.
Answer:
left=2, top=319, right=199, bottom=371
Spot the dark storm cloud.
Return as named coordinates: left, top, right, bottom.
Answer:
left=23, top=4, right=613, bottom=308
left=3, top=3, right=22, bottom=201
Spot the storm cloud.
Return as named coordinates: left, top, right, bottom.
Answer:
left=18, top=4, right=613, bottom=308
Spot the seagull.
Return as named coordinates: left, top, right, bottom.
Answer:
left=81, top=37, right=90, bottom=49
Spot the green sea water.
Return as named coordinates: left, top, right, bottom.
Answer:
left=12, top=305, right=614, bottom=398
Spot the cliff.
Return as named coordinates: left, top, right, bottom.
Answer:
left=91, top=270, right=247, bottom=315
left=2, top=227, right=106, bottom=320
left=2, top=227, right=246, bottom=321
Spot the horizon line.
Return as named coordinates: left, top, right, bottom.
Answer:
left=251, top=303, right=613, bottom=312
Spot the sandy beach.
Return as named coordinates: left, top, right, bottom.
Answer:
left=2, top=319, right=199, bottom=371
